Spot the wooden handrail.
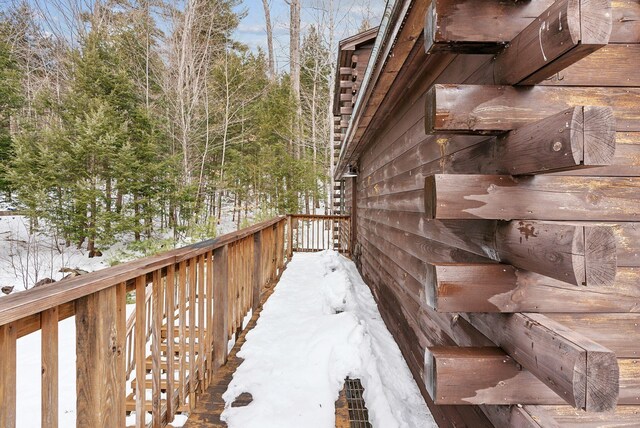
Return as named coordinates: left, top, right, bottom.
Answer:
left=0, top=216, right=285, bottom=326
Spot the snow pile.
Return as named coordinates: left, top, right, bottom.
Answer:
left=221, top=251, right=436, bottom=428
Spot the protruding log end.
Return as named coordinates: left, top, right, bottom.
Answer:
left=584, top=225, right=617, bottom=287
left=585, top=349, right=619, bottom=412
left=424, top=176, right=437, bottom=220
left=424, top=86, right=437, bottom=135
left=424, top=263, right=438, bottom=309
left=424, top=3, right=436, bottom=54
left=583, top=106, right=616, bottom=165
left=424, top=347, right=437, bottom=401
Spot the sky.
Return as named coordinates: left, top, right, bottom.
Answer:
left=233, top=0, right=387, bottom=73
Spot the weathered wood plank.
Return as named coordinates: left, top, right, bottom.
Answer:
left=466, top=312, right=619, bottom=411
left=0, top=322, right=17, bottom=428
left=76, top=286, right=124, bottom=427
left=41, top=307, right=58, bottom=428
left=524, top=404, right=640, bottom=426
left=493, top=0, right=611, bottom=85
left=134, top=277, right=147, bottom=426
left=540, top=45, right=640, bottom=87
left=427, top=264, right=640, bottom=313
left=424, top=174, right=640, bottom=221
left=546, top=313, right=640, bottom=358
left=425, top=84, right=640, bottom=134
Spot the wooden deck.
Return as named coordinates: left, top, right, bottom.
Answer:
left=184, top=273, right=278, bottom=427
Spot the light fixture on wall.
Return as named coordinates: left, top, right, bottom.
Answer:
left=342, top=164, right=358, bottom=178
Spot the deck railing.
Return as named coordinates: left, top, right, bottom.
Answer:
left=0, top=214, right=349, bottom=428
left=287, top=214, right=351, bottom=256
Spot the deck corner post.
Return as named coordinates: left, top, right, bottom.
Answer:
left=75, top=286, right=124, bottom=428
left=213, top=244, right=229, bottom=368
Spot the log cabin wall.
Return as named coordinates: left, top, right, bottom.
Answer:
left=335, top=1, right=640, bottom=427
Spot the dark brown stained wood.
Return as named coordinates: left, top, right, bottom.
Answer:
left=151, top=270, right=162, bottom=426
left=540, top=45, right=640, bottom=87
left=75, top=286, right=125, bottom=427
left=41, top=307, right=58, bottom=428
left=427, top=264, right=640, bottom=313
left=428, top=347, right=639, bottom=405
left=423, top=0, right=636, bottom=53
left=425, top=347, right=561, bottom=405
left=466, top=312, right=619, bottom=411
left=424, top=174, right=640, bottom=221
left=494, top=221, right=616, bottom=287
left=493, top=106, right=615, bottom=174
left=424, top=84, right=640, bottom=134
left=424, top=0, right=556, bottom=54
left=546, top=313, right=640, bottom=357
left=494, top=0, right=611, bottom=85
left=0, top=322, right=16, bottom=428
left=213, top=245, right=229, bottom=368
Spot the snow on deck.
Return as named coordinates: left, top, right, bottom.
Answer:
left=221, top=251, right=436, bottom=428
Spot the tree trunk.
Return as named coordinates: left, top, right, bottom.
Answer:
left=262, top=0, right=276, bottom=80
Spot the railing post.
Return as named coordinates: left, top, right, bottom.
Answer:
left=213, top=245, right=229, bottom=368
left=75, top=286, right=125, bottom=428
left=253, top=230, right=263, bottom=310
left=0, top=322, right=16, bottom=428
left=287, top=215, right=293, bottom=260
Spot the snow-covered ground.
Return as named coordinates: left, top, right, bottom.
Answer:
left=221, top=251, right=436, bottom=428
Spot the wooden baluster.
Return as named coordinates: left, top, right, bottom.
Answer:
left=178, top=261, right=187, bottom=408
left=151, top=270, right=162, bottom=427
left=197, top=255, right=206, bottom=391
left=213, top=245, right=229, bottom=368
left=287, top=216, right=293, bottom=260
left=227, top=244, right=234, bottom=339
left=165, top=265, right=176, bottom=421
left=253, top=231, right=263, bottom=310
left=116, top=283, right=126, bottom=425
left=76, top=286, right=125, bottom=428
left=134, top=277, right=147, bottom=427
left=205, top=252, right=214, bottom=389
left=0, top=322, right=17, bottom=428
left=41, top=307, right=58, bottom=428
left=188, top=258, right=197, bottom=408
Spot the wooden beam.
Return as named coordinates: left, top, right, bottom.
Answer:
left=427, top=264, right=640, bottom=313
left=425, top=347, right=560, bottom=405
left=76, top=286, right=125, bottom=427
left=521, top=405, right=640, bottom=426
left=424, top=174, right=640, bottom=221
left=424, top=0, right=555, bottom=54
left=427, top=347, right=639, bottom=406
left=466, top=312, right=619, bottom=411
left=493, top=221, right=616, bottom=287
left=425, top=84, right=640, bottom=134
left=493, top=0, right=611, bottom=85
left=500, top=106, right=613, bottom=174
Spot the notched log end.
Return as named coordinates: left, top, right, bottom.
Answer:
left=424, top=175, right=437, bottom=220
left=584, top=226, right=617, bottom=287
left=424, top=347, right=437, bottom=401
left=583, top=106, right=616, bottom=165
left=585, top=349, right=619, bottom=412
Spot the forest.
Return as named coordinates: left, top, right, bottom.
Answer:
left=0, top=0, right=370, bottom=255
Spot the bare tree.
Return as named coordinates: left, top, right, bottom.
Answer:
left=261, top=0, right=275, bottom=80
